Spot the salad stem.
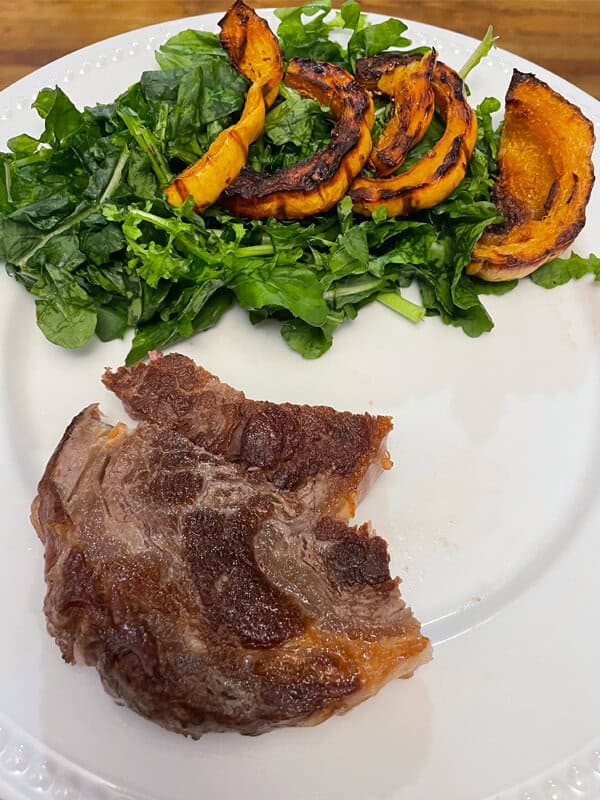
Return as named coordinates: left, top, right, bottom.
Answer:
left=459, top=26, right=497, bottom=80
left=377, top=291, right=425, bottom=324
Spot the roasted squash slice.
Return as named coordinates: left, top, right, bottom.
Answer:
left=355, top=50, right=436, bottom=176
left=219, top=0, right=283, bottom=109
left=164, top=82, right=266, bottom=210
left=219, top=59, right=374, bottom=219
left=350, top=61, right=477, bottom=217
left=165, top=1, right=283, bottom=211
left=466, top=70, right=595, bottom=281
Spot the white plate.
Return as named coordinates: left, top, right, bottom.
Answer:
left=1, top=10, right=600, bottom=800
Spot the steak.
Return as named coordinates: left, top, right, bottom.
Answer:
left=103, top=353, right=392, bottom=518
left=31, top=405, right=430, bottom=737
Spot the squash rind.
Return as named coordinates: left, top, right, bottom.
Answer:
left=165, top=0, right=282, bottom=212
left=349, top=61, right=478, bottom=217
left=218, top=0, right=283, bottom=109
left=165, top=82, right=266, bottom=211
left=218, top=59, right=374, bottom=220
left=355, top=50, right=437, bottom=177
left=466, top=69, right=596, bottom=281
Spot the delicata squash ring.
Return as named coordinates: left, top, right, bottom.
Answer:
left=466, top=70, right=595, bottom=281
left=165, top=0, right=283, bottom=212
left=355, top=50, right=437, bottom=177
left=350, top=60, right=477, bottom=217
left=219, top=0, right=283, bottom=108
left=164, top=83, right=267, bottom=211
left=218, top=58, right=374, bottom=220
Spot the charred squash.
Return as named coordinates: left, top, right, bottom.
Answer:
left=165, top=0, right=282, bottom=211
left=466, top=70, right=595, bottom=281
left=164, top=82, right=266, bottom=210
left=355, top=50, right=436, bottom=176
left=350, top=61, right=477, bottom=217
left=219, top=0, right=283, bottom=109
left=219, top=59, right=374, bottom=219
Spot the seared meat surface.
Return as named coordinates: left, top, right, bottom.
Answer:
left=103, top=353, right=392, bottom=518
left=31, top=405, right=430, bottom=736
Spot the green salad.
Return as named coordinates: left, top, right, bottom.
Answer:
left=0, top=0, right=597, bottom=363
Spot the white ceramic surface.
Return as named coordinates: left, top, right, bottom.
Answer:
left=1, top=10, right=599, bottom=800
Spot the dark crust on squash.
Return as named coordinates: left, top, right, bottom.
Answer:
left=468, top=69, right=595, bottom=279
left=219, top=58, right=372, bottom=217
left=354, top=52, right=425, bottom=90
left=349, top=60, right=476, bottom=214
left=218, top=0, right=283, bottom=90
left=470, top=217, right=587, bottom=274
left=218, top=0, right=252, bottom=56
left=356, top=50, right=437, bottom=176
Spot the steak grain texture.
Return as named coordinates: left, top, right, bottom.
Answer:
left=102, top=353, right=392, bottom=518
left=31, top=406, right=430, bottom=736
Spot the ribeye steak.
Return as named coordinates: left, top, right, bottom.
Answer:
left=31, top=404, right=430, bottom=736
left=103, top=352, right=393, bottom=518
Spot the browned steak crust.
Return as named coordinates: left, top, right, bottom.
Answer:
left=31, top=406, right=430, bottom=737
left=102, top=353, right=392, bottom=518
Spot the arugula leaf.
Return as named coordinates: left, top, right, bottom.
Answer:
left=472, top=277, right=518, bottom=295
left=281, top=318, right=333, bottom=358
left=530, top=253, right=600, bottom=287
left=263, top=87, right=330, bottom=149
left=475, top=97, right=502, bottom=163
left=348, top=18, right=410, bottom=65
left=275, top=0, right=410, bottom=68
left=337, top=0, right=362, bottom=31
left=232, top=261, right=329, bottom=326
left=118, top=110, right=172, bottom=185
left=275, top=1, right=345, bottom=63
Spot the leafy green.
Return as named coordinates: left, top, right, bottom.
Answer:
left=530, top=253, right=600, bottom=288
left=281, top=318, right=334, bottom=358
left=0, top=0, right=594, bottom=362
left=347, top=18, right=410, bottom=67
left=275, top=0, right=411, bottom=69
left=155, top=29, right=227, bottom=70
left=459, top=26, right=498, bottom=80
left=126, top=289, right=233, bottom=365
left=275, top=1, right=348, bottom=64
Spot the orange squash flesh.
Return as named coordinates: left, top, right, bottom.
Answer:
left=218, top=59, right=374, bottom=220
left=355, top=50, right=437, bottom=177
left=164, top=82, right=266, bottom=210
left=218, top=0, right=283, bottom=109
left=165, top=0, right=282, bottom=212
left=466, top=70, right=596, bottom=281
left=350, top=61, right=477, bottom=217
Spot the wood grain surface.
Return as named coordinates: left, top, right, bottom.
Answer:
left=0, top=1, right=598, bottom=99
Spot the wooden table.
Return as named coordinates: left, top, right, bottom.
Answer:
left=1, top=1, right=598, bottom=100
